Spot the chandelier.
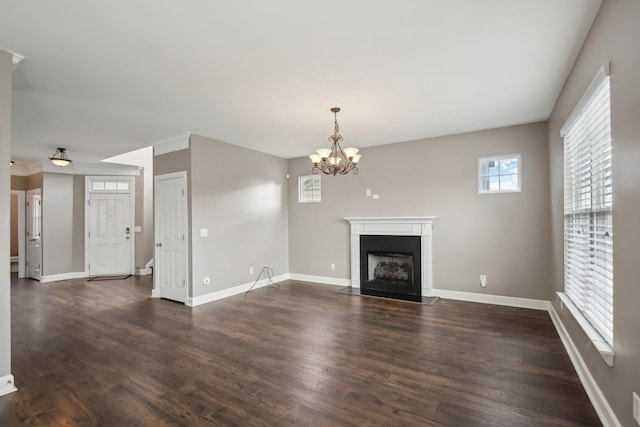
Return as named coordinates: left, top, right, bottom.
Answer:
left=49, top=147, right=73, bottom=167
left=309, top=107, right=361, bottom=175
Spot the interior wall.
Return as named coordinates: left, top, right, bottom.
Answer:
left=71, top=175, right=85, bottom=272
left=547, top=0, right=640, bottom=425
left=0, top=49, right=14, bottom=389
left=41, top=173, right=74, bottom=277
left=189, top=134, right=289, bottom=297
left=288, top=122, right=552, bottom=300
left=27, top=172, right=43, bottom=190
left=10, top=175, right=27, bottom=191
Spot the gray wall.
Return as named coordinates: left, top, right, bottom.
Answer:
left=41, top=173, right=75, bottom=277
left=288, top=122, right=552, bottom=300
left=0, top=49, right=13, bottom=384
left=548, top=0, right=640, bottom=425
left=72, top=175, right=85, bottom=272
left=189, top=134, right=289, bottom=297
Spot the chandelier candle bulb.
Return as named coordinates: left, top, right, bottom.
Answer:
left=343, top=147, right=359, bottom=158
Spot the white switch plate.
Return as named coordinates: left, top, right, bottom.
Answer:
left=366, top=189, right=372, bottom=197
left=134, top=226, right=142, bottom=233
left=372, top=194, right=380, bottom=200
left=633, top=392, right=640, bottom=425
left=330, top=263, right=336, bottom=271
left=200, top=228, right=208, bottom=237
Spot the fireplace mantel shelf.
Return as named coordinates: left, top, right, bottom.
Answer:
left=344, top=216, right=437, bottom=224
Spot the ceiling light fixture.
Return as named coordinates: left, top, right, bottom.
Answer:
left=309, top=107, right=361, bottom=175
left=49, top=147, right=72, bottom=167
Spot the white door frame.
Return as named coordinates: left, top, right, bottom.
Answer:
left=152, top=171, right=189, bottom=302
left=84, top=176, right=136, bottom=276
left=10, top=190, right=26, bottom=278
left=26, top=188, right=42, bottom=281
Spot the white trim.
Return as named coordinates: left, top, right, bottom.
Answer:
left=153, top=133, right=191, bottom=156
left=287, top=273, right=351, bottom=287
left=557, top=292, right=614, bottom=366
left=561, top=63, right=610, bottom=136
left=136, top=267, right=153, bottom=276
left=344, top=216, right=437, bottom=224
left=0, top=374, right=17, bottom=397
left=431, top=289, right=551, bottom=311
left=188, top=274, right=289, bottom=307
left=548, top=306, right=621, bottom=427
left=40, top=272, right=88, bottom=283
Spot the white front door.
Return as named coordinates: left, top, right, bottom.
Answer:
left=89, top=193, right=132, bottom=276
left=154, top=172, right=188, bottom=303
left=26, top=189, right=42, bottom=281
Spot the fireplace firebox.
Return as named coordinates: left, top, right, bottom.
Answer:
left=360, top=235, right=422, bottom=302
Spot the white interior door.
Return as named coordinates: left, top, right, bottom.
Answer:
left=89, top=193, right=132, bottom=276
left=154, top=172, right=188, bottom=303
left=26, top=189, right=42, bottom=281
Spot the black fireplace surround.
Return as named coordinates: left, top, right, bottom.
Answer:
left=360, top=235, right=422, bottom=302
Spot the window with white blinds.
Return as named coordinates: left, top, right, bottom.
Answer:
left=561, top=64, right=613, bottom=346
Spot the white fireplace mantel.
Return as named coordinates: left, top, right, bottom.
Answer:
left=344, top=216, right=436, bottom=296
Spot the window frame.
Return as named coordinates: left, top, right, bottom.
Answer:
left=477, top=154, right=522, bottom=194
left=298, top=174, right=321, bottom=204
left=560, top=63, right=614, bottom=365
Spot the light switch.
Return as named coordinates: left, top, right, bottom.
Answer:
left=134, top=226, right=142, bottom=233
left=200, top=228, right=209, bottom=237
left=366, top=189, right=372, bottom=197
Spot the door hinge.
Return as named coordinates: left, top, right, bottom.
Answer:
left=182, top=234, right=185, bottom=241
left=182, top=189, right=185, bottom=196
left=87, top=200, right=90, bottom=206
left=183, top=279, right=186, bottom=286
left=88, top=232, right=90, bottom=238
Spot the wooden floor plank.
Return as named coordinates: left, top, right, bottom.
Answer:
left=0, top=275, right=601, bottom=426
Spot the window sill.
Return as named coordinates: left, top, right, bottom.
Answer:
left=557, top=292, right=614, bottom=367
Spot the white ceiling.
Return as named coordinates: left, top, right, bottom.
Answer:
left=1, top=0, right=601, bottom=168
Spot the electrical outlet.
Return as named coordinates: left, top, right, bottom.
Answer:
left=480, top=275, right=487, bottom=288
left=249, top=266, right=254, bottom=275
left=633, top=392, right=640, bottom=425
left=330, top=263, right=336, bottom=271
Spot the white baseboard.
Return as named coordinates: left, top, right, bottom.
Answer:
left=0, top=374, right=17, bottom=397
left=188, top=274, right=288, bottom=307
left=150, top=288, right=160, bottom=298
left=548, top=306, right=620, bottom=427
left=431, top=289, right=551, bottom=311
left=136, top=267, right=153, bottom=276
left=40, top=272, right=88, bottom=283
left=287, top=273, right=351, bottom=287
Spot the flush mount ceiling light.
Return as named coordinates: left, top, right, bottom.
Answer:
left=10, top=161, right=14, bottom=166
left=49, top=147, right=72, bottom=167
left=309, top=107, right=361, bottom=176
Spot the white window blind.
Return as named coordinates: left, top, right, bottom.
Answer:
left=562, top=64, right=613, bottom=346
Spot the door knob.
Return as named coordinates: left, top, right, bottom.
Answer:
left=156, top=243, right=162, bottom=247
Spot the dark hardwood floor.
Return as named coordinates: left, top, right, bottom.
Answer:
left=0, top=275, right=601, bottom=426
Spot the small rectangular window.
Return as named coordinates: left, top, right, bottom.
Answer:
left=478, top=154, right=521, bottom=193
left=298, top=175, right=321, bottom=203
